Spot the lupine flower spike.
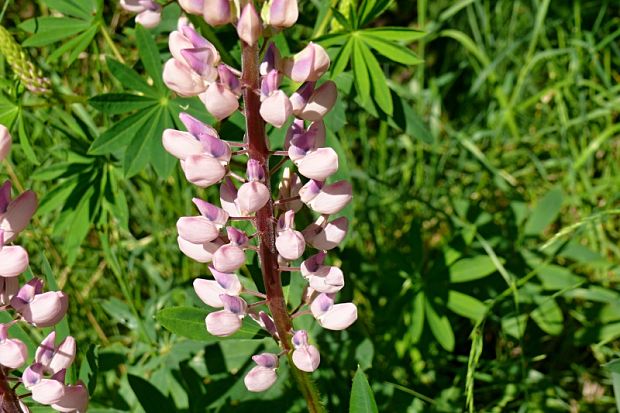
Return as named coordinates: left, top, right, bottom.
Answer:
left=0, top=125, right=88, bottom=412
left=162, top=0, right=356, bottom=405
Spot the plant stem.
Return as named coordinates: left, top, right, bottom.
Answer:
left=241, top=40, right=325, bottom=413
left=0, top=367, right=22, bottom=413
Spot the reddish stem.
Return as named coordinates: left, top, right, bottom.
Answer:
left=0, top=367, right=22, bottom=413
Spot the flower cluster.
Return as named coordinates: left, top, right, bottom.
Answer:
left=0, top=125, right=88, bottom=412
left=162, top=0, right=356, bottom=393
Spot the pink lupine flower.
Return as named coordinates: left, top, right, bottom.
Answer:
left=284, top=43, right=330, bottom=83
left=163, top=59, right=206, bottom=96
left=194, top=265, right=242, bottom=307
left=212, top=228, right=248, bottom=272
left=51, top=382, right=89, bottom=413
left=290, top=81, right=338, bottom=121
left=260, top=44, right=282, bottom=76
left=205, top=294, right=247, bottom=336
left=299, top=180, right=353, bottom=215
left=301, top=252, right=345, bottom=293
left=203, top=0, right=232, bottom=26
left=177, top=236, right=223, bottom=263
left=177, top=198, right=228, bottom=244
left=275, top=210, right=305, bottom=260
left=0, top=324, right=28, bottom=369
left=22, top=364, right=65, bottom=405
left=182, top=154, right=228, bottom=188
left=34, top=332, right=76, bottom=375
left=0, top=181, right=38, bottom=243
left=263, top=0, right=299, bottom=29
left=278, top=167, right=303, bottom=212
left=303, top=216, right=349, bottom=250
left=120, top=0, right=161, bottom=28
left=291, top=330, right=320, bottom=372
left=0, top=230, right=29, bottom=278
left=285, top=119, right=326, bottom=152
left=10, top=278, right=68, bottom=327
left=310, top=293, right=357, bottom=330
left=295, top=148, right=339, bottom=181
left=219, top=177, right=242, bottom=216
left=179, top=0, right=204, bottom=14
left=0, top=124, right=11, bottom=161
left=259, top=70, right=292, bottom=128
left=251, top=311, right=278, bottom=338
left=244, top=353, right=279, bottom=392
left=0, top=276, right=19, bottom=305
left=237, top=3, right=262, bottom=46
left=238, top=160, right=271, bottom=213
left=200, top=65, right=241, bottom=120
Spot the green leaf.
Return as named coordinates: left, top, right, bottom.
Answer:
left=362, top=27, right=426, bottom=42
left=425, top=298, right=455, bottom=352
left=89, top=106, right=157, bottom=155
left=389, top=94, right=434, bottom=144
left=156, top=306, right=263, bottom=342
left=331, top=37, right=354, bottom=77
left=107, top=58, right=155, bottom=96
left=352, top=39, right=370, bottom=105
left=447, top=290, right=487, bottom=322
left=18, top=113, right=39, bottom=165
left=331, top=8, right=353, bottom=31
left=135, top=25, right=165, bottom=91
left=411, top=291, right=425, bottom=343
left=604, top=359, right=620, bottom=413
left=78, top=345, right=99, bottom=395
left=149, top=109, right=176, bottom=178
left=531, top=297, right=564, bottom=335
left=45, top=0, right=96, bottom=19
left=89, top=93, right=155, bottom=114
left=449, top=256, right=497, bottom=283
left=0, top=95, right=19, bottom=127
left=128, top=375, right=176, bottom=413
left=358, top=40, right=392, bottom=115
left=20, top=17, right=92, bottom=47
left=524, top=187, right=564, bottom=235
left=359, top=32, right=424, bottom=65
left=123, top=107, right=164, bottom=177
left=350, top=366, right=378, bottom=413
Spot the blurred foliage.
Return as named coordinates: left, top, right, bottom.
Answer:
left=0, top=0, right=619, bottom=411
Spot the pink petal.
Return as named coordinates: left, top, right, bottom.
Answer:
left=212, top=244, right=246, bottom=273
left=192, top=198, right=229, bottom=225
left=252, top=352, right=279, bottom=368
left=306, top=180, right=352, bottom=215
left=275, top=229, right=305, bottom=261
left=162, top=129, right=203, bottom=160
left=168, top=31, right=194, bottom=63
left=19, top=291, right=68, bottom=328
left=162, top=59, right=206, bottom=96
left=177, top=236, right=221, bottom=263
left=267, top=0, right=298, bottom=28
left=296, top=147, right=339, bottom=181
left=180, top=154, right=226, bottom=188
left=205, top=310, right=242, bottom=336
left=120, top=0, right=145, bottom=12
left=178, top=0, right=204, bottom=14
left=0, top=338, right=28, bottom=369
left=0, top=245, right=29, bottom=277
left=285, top=43, right=329, bottom=83
left=0, top=124, right=11, bottom=162
left=317, top=302, right=357, bottom=330
left=307, top=267, right=344, bottom=294
left=193, top=278, right=226, bottom=307
left=295, top=81, right=337, bottom=121
left=260, top=90, right=292, bottom=128
left=237, top=182, right=270, bottom=213
left=203, top=0, right=232, bottom=26
left=237, top=3, right=262, bottom=46
left=177, top=216, right=220, bottom=243
left=244, top=366, right=277, bottom=392
left=48, top=336, right=76, bottom=374
left=0, top=190, right=37, bottom=243
left=303, top=217, right=348, bottom=250
left=51, top=382, right=89, bottom=413
left=30, top=379, right=66, bottom=405
left=219, top=178, right=241, bottom=217
left=278, top=168, right=303, bottom=212
left=135, top=8, right=161, bottom=28
left=200, top=84, right=240, bottom=120
left=292, top=344, right=320, bottom=372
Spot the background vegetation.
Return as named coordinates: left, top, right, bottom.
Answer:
left=1, top=0, right=619, bottom=411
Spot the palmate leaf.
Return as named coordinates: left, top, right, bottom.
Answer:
left=350, top=366, right=379, bottom=413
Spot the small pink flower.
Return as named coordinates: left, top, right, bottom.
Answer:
left=275, top=210, right=305, bottom=260
left=212, top=242, right=246, bottom=272
left=34, top=332, right=76, bottom=375
left=300, top=252, right=345, bottom=293
left=135, top=3, right=162, bottom=28
left=291, top=330, right=320, bottom=372
left=284, top=43, right=330, bottom=83
left=203, top=0, right=232, bottom=26
left=200, top=83, right=240, bottom=120
left=181, top=154, right=227, bottom=187
left=0, top=230, right=29, bottom=278
left=303, top=216, right=349, bottom=250
left=177, top=236, right=223, bottom=263
left=22, top=364, right=66, bottom=405
left=162, top=59, right=206, bottom=96
left=264, top=0, right=299, bottom=29
left=290, top=81, right=338, bottom=121
left=51, top=382, right=89, bottom=413
left=244, top=353, right=279, bottom=392
left=178, top=0, right=204, bottom=14
left=205, top=295, right=247, bottom=336
left=194, top=265, right=242, bottom=307
left=0, top=181, right=38, bottom=243
left=11, top=278, right=68, bottom=327
left=237, top=3, right=262, bottom=46
left=0, top=124, right=11, bottom=161
left=299, top=180, right=352, bottom=215
left=310, top=293, right=357, bottom=330
left=0, top=324, right=28, bottom=369
left=219, top=178, right=241, bottom=216
left=237, top=160, right=270, bottom=213
left=295, top=147, right=339, bottom=181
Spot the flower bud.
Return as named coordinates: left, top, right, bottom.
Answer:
left=200, top=83, right=240, bottom=120
left=263, top=0, right=298, bottom=28
left=310, top=293, right=357, bottom=330
left=0, top=324, right=28, bottom=369
left=179, top=0, right=204, bottom=14
left=275, top=210, right=305, bottom=260
left=284, top=43, right=330, bottom=83
left=193, top=267, right=242, bottom=308
left=303, top=216, right=348, bottom=250
left=163, top=59, right=206, bottom=96
left=162, top=129, right=203, bottom=160
left=203, top=0, right=232, bottom=26
left=0, top=124, right=11, bottom=161
left=179, top=112, right=218, bottom=137
left=177, top=236, right=222, bottom=263
left=237, top=3, right=262, bottom=46
left=212, top=243, right=246, bottom=273
left=51, top=382, right=89, bottom=413
left=0, top=236, right=29, bottom=278
left=291, top=330, right=320, bottom=372
left=180, top=154, right=227, bottom=187
left=244, top=353, right=279, bottom=392
left=260, top=90, right=293, bottom=128
left=11, top=279, right=68, bottom=327
left=192, top=198, right=230, bottom=226
left=135, top=6, right=162, bottom=28
left=177, top=216, right=220, bottom=244
left=260, top=44, right=282, bottom=76
left=237, top=182, right=270, bottom=213
left=120, top=0, right=145, bottom=12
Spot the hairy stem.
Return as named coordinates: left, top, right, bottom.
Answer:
left=0, top=367, right=22, bottom=413
left=241, top=41, right=325, bottom=413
